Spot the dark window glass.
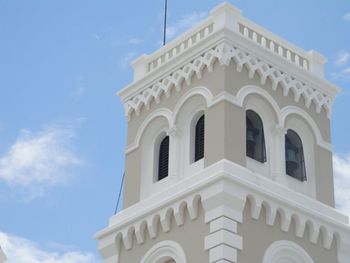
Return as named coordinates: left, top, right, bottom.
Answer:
left=246, top=110, right=266, bottom=163
left=285, top=130, right=307, bottom=181
left=158, top=136, right=169, bottom=181
left=195, top=115, right=205, bottom=162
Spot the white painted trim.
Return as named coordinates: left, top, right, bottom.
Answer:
left=140, top=240, right=186, bottom=263
left=281, top=118, right=317, bottom=198
left=236, top=85, right=281, bottom=123
left=120, top=36, right=338, bottom=120
left=263, top=240, right=314, bottom=263
left=139, top=115, right=171, bottom=200
left=281, top=106, right=332, bottom=151
left=125, top=87, right=212, bottom=154
left=236, top=85, right=331, bottom=151
left=125, top=85, right=332, bottom=156
left=118, top=1, right=340, bottom=103
left=126, top=108, right=172, bottom=154
left=172, top=86, right=213, bottom=124
left=96, top=160, right=349, bottom=260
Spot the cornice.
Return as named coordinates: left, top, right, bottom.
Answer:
left=120, top=36, right=338, bottom=120
left=95, top=160, right=350, bottom=262
left=117, top=2, right=340, bottom=120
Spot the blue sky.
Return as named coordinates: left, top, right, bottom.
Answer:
left=0, top=0, right=349, bottom=262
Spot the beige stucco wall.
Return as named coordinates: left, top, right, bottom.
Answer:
left=238, top=200, right=338, bottom=263
left=123, top=148, right=142, bottom=208
left=315, top=146, right=335, bottom=206
left=224, top=63, right=331, bottom=142
left=118, top=205, right=209, bottom=262
left=126, top=63, right=226, bottom=146
left=122, top=59, right=334, bottom=208
left=205, top=100, right=246, bottom=167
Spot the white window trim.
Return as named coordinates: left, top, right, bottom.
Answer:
left=140, top=240, right=187, bottom=263
left=244, top=94, right=274, bottom=179
left=263, top=240, right=314, bottom=263
left=283, top=117, right=316, bottom=199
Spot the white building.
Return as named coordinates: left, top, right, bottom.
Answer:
left=96, top=3, right=350, bottom=263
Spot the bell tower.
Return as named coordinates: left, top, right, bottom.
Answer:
left=96, top=3, right=350, bottom=263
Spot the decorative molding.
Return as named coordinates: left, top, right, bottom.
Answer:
left=246, top=194, right=335, bottom=248
left=202, top=180, right=245, bottom=263
left=125, top=85, right=332, bottom=155
left=98, top=193, right=201, bottom=263
left=123, top=42, right=334, bottom=120
left=140, top=240, right=187, bottom=263
left=263, top=240, right=314, bottom=263
left=95, top=160, right=350, bottom=263
left=280, top=106, right=332, bottom=151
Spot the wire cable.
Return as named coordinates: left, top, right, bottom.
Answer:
left=163, top=0, right=168, bottom=46
left=114, top=172, right=125, bottom=214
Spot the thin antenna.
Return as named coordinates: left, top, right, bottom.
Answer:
left=114, top=172, right=125, bottom=214
left=163, top=0, right=168, bottom=46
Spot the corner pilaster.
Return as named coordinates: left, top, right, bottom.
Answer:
left=201, top=177, right=246, bottom=263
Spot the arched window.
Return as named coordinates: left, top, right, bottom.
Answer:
left=263, top=240, right=314, bottom=263
left=140, top=240, right=187, bottom=263
left=194, top=115, right=205, bottom=162
left=246, top=110, right=266, bottom=163
left=285, top=129, right=307, bottom=181
left=158, top=136, right=169, bottom=181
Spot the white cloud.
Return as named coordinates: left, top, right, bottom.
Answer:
left=343, top=13, right=350, bottom=21
left=119, top=51, right=138, bottom=69
left=334, top=153, right=350, bottom=216
left=335, top=51, right=350, bottom=66
left=0, top=122, right=83, bottom=199
left=0, top=232, right=99, bottom=263
left=166, top=11, right=208, bottom=40
left=331, top=67, right=350, bottom=82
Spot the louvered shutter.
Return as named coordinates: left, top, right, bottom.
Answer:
left=195, top=115, right=205, bottom=161
left=158, top=136, right=169, bottom=181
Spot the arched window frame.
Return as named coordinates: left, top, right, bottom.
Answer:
left=157, top=135, right=170, bottom=181
left=263, top=240, right=314, bottom=263
left=246, top=110, right=266, bottom=163
left=194, top=114, right=205, bottom=162
left=140, top=240, right=187, bottom=263
left=285, top=129, right=307, bottom=182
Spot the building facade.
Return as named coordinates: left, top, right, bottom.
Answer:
left=96, top=3, right=350, bottom=263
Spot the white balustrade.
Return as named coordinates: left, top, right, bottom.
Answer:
left=132, top=2, right=325, bottom=82
left=238, top=23, right=310, bottom=71
left=147, top=22, right=214, bottom=73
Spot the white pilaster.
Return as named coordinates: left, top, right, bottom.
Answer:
left=167, top=127, right=181, bottom=180
left=97, top=233, right=121, bottom=263
left=131, top=54, right=149, bottom=81
left=202, top=178, right=246, bottom=263
left=307, top=50, right=326, bottom=78
left=271, top=125, right=287, bottom=182
left=210, top=2, right=242, bottom=32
